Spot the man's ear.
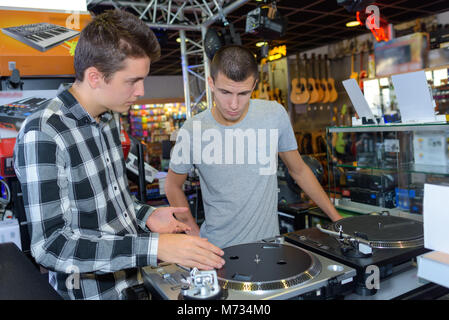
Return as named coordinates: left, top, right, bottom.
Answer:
left=252, top=77, right=258, bottom=91
left=207, top=76, right=215, bottom=92
left=84, top=66, right=104, bottom=89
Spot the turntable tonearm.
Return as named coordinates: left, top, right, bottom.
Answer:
left=284, top=213, right=427, bottom=296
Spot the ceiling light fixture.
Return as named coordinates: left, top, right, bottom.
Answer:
left=176, top=37, right=189, bottom=43
left=346, top=20, right=361, bottom=27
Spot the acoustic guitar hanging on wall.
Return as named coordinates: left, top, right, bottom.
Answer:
left=318, top=54, right=330, bottom=104
left=290, top=52, right=310, bottom=104
left=311, top=53, right=324, bottom=103
left=303, top=54, right=319, bottom=104
left=324, top=54, right=338, bottom=103
left=256, top=59, right=270, bottom=100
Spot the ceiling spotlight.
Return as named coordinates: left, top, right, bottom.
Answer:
left=346, top=20, right=361, bottom=27
left=176, top=37, right=189, bottom=43
left=245, top=4, right=287, bottom=39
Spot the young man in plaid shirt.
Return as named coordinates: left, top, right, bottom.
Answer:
left=13, top=10, right=224, bottom=300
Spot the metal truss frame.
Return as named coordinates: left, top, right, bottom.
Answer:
left=89, top=0, right=250, bottom=118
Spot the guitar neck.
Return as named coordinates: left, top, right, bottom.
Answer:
left=324, top=54, right=329, bottom=79
left=311, top=54, right=320, bottom=87
left=314, top=55, right=318, bottom=79
left=303, top=54, right=310, bottom=78
left=271, top=63, right=282, bottom=102
left=311, top=54, right=320, bottom=81
left=351, top=53, right=355, bottom=73
left=318, top=54, right=324, bottom=79
left=295, top=52, right=302, bottom=79
left=311, top=55, right=315, bottom=79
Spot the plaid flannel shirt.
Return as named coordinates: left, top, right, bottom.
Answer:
left=13, top=89, right=159, bottom=300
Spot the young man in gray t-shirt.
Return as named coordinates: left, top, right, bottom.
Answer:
left=166, top=45, right=342, bottom=248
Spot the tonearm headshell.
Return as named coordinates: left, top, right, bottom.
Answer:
left=179, top=267, right=224, bottom=300
left=316, top=224, right=373, bottom=256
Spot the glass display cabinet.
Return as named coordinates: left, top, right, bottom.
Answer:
left=326, top=122, right=449, bottom=221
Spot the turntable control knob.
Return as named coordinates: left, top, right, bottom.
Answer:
left=275, top=236, right=284, bottom=244
left=180, top=283, right=190, bottom=291
left=160, top=272, right=171, bottom=280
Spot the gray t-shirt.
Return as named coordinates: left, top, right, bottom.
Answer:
left=169, top=99, right=298, bottom=248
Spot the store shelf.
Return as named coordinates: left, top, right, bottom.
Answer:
left=327, top=122, right=449, bottom=133
left=332, top=198, right=423, bottom=222
left=335, top=163, right=398, bottom=172
left=335, top=163, right=449, bottom=176
left=411, top=164, right=449, bottom=176
left=361, top=64, right=449, bottom=82
left=346, top=262, right=426, bottom=300
left=418, top=251, right=449, bottom=289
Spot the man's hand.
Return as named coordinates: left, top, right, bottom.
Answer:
left=164, top=169, right=201, bottom=236
left=146, top=207, right=191, bottom=234
left=175, top=213, right=200, bottom=236
left=158, top=234, right=225, bottom=270
left=279, top=150, right=344, bottom=223
left=331, top=212, right=344, bottom=222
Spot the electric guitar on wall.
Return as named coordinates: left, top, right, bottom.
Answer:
left=252, top=62, right=262, bottom=98
left=318, top=54, right=330, bottom=104
left=304, top=54, right=319, bottom=104
left=257, top=60, right=270, bottom=100
left=358, top=40, right=369, bottom=91
left=266, top=72, right=276, bottom=100
left=350, top=41, right=359, bottom=82
left=271, top=62, right=285, bottom=105
left=290, top=52, right=310, bottom=104
left=324, top=54, right=338, bottom=103
left=311, top=53, right=324, bottom=103
left=251, top=68, right=259, bottom=99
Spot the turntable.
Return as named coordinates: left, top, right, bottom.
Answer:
left=284, top=213, right=428, bottom=296
left=142, top=241, right=356, bottom=300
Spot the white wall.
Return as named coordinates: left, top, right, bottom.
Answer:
left=437, top=11, right=449, bottom=24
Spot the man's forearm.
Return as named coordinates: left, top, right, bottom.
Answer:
left=165, top=185, right=200, bottom=234
left=292, top=166, right=342, bottom=222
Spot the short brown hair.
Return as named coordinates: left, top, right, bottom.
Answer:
left=74, top=10, right=161, bottom=82
left=210, top=45, right=258, bottom=82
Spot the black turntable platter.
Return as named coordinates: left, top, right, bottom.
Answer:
left=284, top=214, right=428, bottom=296
left=333, top=215, right=423, bottom=246
left=284, top=213, right=427, bottom=271
left=217, top=243, right=321, bottom=291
